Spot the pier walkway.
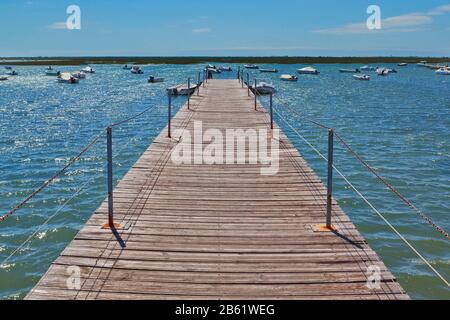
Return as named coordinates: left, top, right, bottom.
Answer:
left=26, top=79, right=408, bottom=300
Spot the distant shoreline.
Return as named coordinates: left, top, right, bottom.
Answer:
left=1, top=56, right=449, bottom=66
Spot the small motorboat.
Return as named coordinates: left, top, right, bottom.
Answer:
left=81, top=66, right=95, bottom=73
left=297, top=67, right=319, bottom=75
left=280, top=74, right=298, bottom=81
left=0, top=76, right=8, bottom=81
left=45, top=70, right=60, bottom=76
left=46, top=66, right=53, bottom=70
left=416, top=61, right=428, bottom=67
left=376, top=68, right=389, bottom=76
left=436, top=68, right=450, bottom=75
left=360, top=65, right=377, bottom=71
left=260, top=69, right=278, bottom=73
left=398, top=63, right=408, bottom=67
left=72, top=71, right=86, bottom=79
left=244, top=64, right=259, bottom=69
left=353, top=75, right=370, bottom=81
left=207, top=67, right=221, bottom=74
left=339, top=68, right=360, bottom=73
left=131, top=66, right=144, bottom=74
left=148, top=76, right=164, bottom=83
left=386, top=68, right=397, bottom=73
left=6, top=70, right=18, bottom=76
left=218, top=66, right=232, bottom=72
left=4, top=66, right=12, bottom=70
left=123, top=64, right=132, bottom=70
left=250, top=81, right=276, bottom=95
left=167, top=83, right=198, bottom=96
left=58, top=72, right=79, bottom=84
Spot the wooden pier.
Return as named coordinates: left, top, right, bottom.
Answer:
left=26, top=79, right=408, bottom=300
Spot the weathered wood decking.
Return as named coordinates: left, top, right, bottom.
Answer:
left=26, top=79, right=408, bottom=300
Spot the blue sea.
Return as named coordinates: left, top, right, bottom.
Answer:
left=0, top=63, right=449, bottom=299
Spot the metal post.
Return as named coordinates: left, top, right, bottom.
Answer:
left=203, top=70, right=205, bottom=88
left=326, top=129, right=334, bottom=229
left=187, top=77, right=191, bottom=110
left=197, top=72, right=200, bottom=96
left=247, top=73, right=250, bottom=96
left=241, top=71, right=244, bottom=88
left=168, top=94, right=172, bottom=138
left=270, top=93, right=273, bottom=130
left=106, top=126, right=114, bottom=227
left=254, top=78, right=257, bottom=111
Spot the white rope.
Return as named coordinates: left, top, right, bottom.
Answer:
left=273, top=108, right=450, bottom=288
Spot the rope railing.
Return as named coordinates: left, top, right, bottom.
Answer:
left=0, top=72, right=205, bottom=225
left=241, top=74, right=448, bottom=286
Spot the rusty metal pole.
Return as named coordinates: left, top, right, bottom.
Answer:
left=247, top=73, right=250, bottom=96
left=168, top=94, right=172, bottom=138
left=106, top=126, right=114, bottom=227
left=254, top=78, right=257, bottom=111
left=187, top=77, right=191, bottom=110
left=270, top=93, right=274, bottom=130
left=326, top=129, right=334, bottom=229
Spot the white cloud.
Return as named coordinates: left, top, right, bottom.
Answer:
left=428, top=4, right=450, bottom=16
left=192, top=28, right=211, bottom=33
left=48, top=22, right=67, bottom=30
left=314, top=3, right=449, bottom=35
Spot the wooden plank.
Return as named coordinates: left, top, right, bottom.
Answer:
left=26, top=79, right=408, bottom=300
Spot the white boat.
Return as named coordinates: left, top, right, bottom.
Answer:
left=218, top=66, right=232, bottom=71
left=339, top=68, right=360, bottom=73
left=360, top=65, right=377, bottom=71
left=207, top=67, right=221, bottom=74
left=376, top=68, right=389, bottom=76
left=297, top=67, right=319, bottom=75
left=167, top=83, right=198, bottom=96
left=244, top=64, right=259, bottom=69
left=416, top=61, right=428, bottom=67
left=123, top=64, right=132, bottom=70
left=148, top=76, right=164, bottom=83
left=81, top=66, right=95, bottom=73
left=46, top=66, right=53, bottom=70
left=58, top=72, right=79, bottom=84
left=353, top=75, right=370, bottom=81
left=72, top=71, right=86, bottom=79
left=131, top=66, right=144, bottom=74
left=6, top=70, right=18, bottom=76
left=280, top=74, right=298, bottom=81
left=436, top=68, right=450, bottom=75
left=250, top=81, right=276, bottom=95
left=45, top=70, right=60, bottom=76
left=398, top=63, right=408, bottom=67
left=0, top=76, right=8, bottom=81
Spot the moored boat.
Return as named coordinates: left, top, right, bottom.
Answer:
left=398, top=63, right=408, bottom=67
left=167, top=84, right=198, bottom=96
left=72, top=71, right=86, bottom=79
left=148, top=76, right=164, bottom=83
left=280, top=74, right=298, bottom=81
left=4, top=66, right=12, bottom=70
left=416, top=61, right=428, bottom=67
left=81, top=66, right=95, bottom=73
left=244, top=64, right=259, bottom=69
left=218, top=66, right=232, bottom=72
left=123, top=64, right=132, bottom=70
left=0, top=76, right=8, bottom=81
left=131, top=66, right=144, bottom=74
left=250, top=81, right=276, bottom=95
left=376, top=68, right=389, bottom=76
left=58, top=72, right=79, bottom=84
left=6, top=70, right=18, bottom=76
left=297, top=67, right=319, bottom=75
left=353, top=74, right=370, bottom=81
left=360, top=65, right=377, bottom=71
left=435, top=68, right=450, bottom=75
left=45, top=70, right=60, bottom=76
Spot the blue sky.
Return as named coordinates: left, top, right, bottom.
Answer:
left=1, top=0, right=449, bottom=56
